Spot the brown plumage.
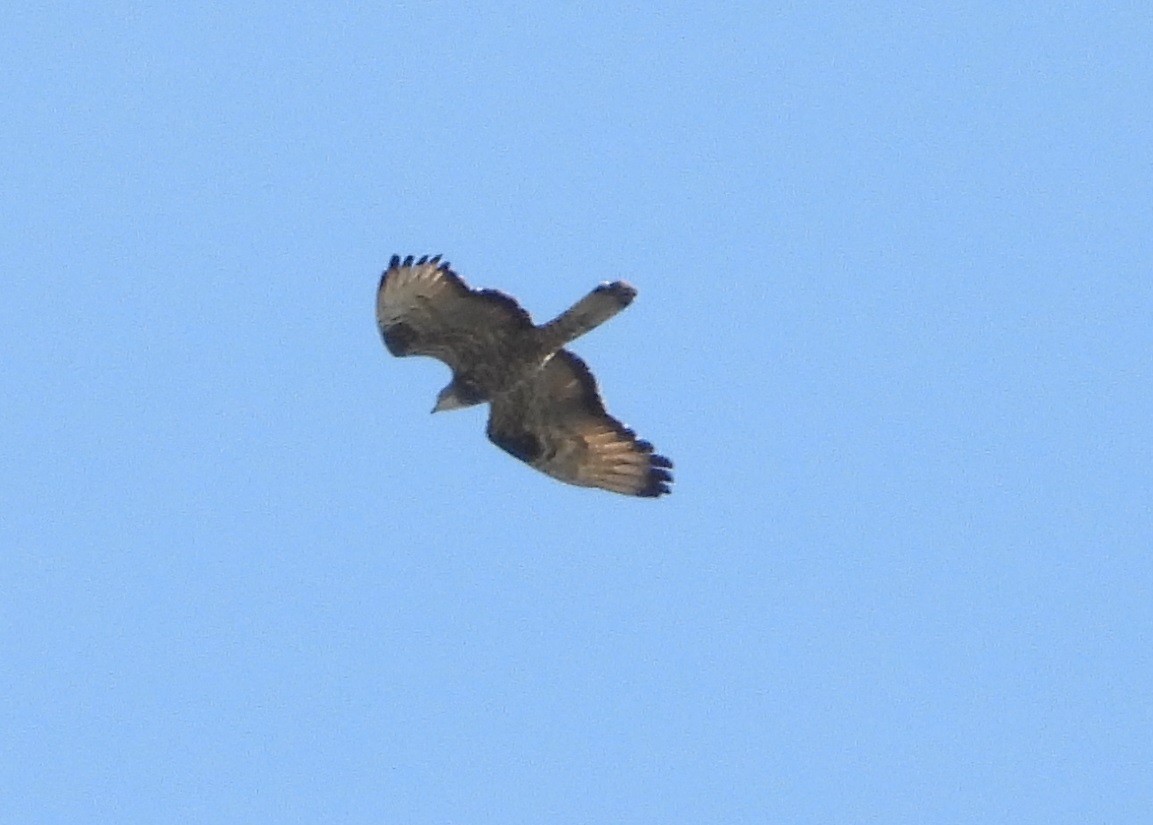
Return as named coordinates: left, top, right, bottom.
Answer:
left=375, top=254, right=673, bottom=497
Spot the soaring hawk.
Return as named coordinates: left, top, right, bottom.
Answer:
left=375, top=254, right=673, bottom=497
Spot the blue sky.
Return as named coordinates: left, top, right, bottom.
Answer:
left=3, top=3, right=1151, bottom=822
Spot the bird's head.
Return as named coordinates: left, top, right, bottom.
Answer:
left=432, top=378, right=486, bottom=413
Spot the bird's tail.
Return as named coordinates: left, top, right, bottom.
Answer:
left=536, top=282, right=637, bottom=352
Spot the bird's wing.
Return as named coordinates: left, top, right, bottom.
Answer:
left=486, top=350, right=673, bottom=497
left=376, top=254, right=533, bottom=373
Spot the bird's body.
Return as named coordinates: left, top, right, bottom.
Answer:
left=375, top=254, right=673, bottom=497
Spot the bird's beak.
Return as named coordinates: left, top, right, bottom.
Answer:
left=431, top=390, right=463, bottom=413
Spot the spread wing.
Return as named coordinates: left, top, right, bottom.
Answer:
left=376, top=254, right=533, bottom=373
left=486, top=350, right=673, bottom=497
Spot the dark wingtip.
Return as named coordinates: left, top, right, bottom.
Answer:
left=636, top=454, right=674, bottom=497
left=394, top=253, right=445, bottom=270
left=637, top=479, right=672, bottom=498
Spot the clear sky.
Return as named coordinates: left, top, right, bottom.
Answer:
left=3, top=3, right=1151, bottom=823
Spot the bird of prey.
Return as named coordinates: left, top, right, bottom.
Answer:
left=376, top=254, right=673, bottom=497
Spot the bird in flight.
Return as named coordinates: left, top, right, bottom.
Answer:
left=376, top=254, right=673, bottom=497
